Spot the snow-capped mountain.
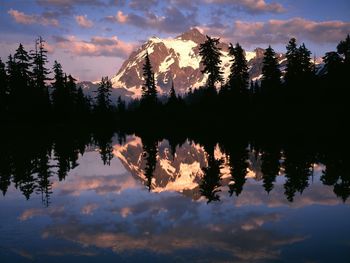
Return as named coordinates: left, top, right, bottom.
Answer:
left=110, top=28, right=287, bottom=99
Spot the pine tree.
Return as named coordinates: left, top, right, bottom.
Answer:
left=285, top=38, right=299, bottom=85
left=227, top=43, right=249, bottom=101
left=168, top=81, right=177, bottom=105
left=199, top=36, right=223, bottom=91
left=261, top=45, right=282, bottom=100
left=298, top=43, right=313, bottom=78
left=51, top=61, right=70, bottom=119
left=337, top=34, right=350, bottom=66
left=0, top=58, right=8, bottom=114
left=95, top=76, right=113, bottom=115
left=31, top=37, right=50, bottom=116
left=12, top=44, right=32, bottom=116
left=323, top=52, right=342, bottom=77
left=141, top=52, right=157, bottom=106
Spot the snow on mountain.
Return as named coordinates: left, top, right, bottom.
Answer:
left=110, top=28, right=289, bottom=99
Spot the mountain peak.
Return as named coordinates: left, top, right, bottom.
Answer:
left=177, top=27, right=206, bottom=44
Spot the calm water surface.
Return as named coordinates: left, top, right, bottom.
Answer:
left=0, top=132, right=349, bottom=263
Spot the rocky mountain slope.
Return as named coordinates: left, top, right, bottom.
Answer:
left=110, top=28, right=287, bottom=98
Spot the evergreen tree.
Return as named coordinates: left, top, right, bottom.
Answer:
left=261, top=45, right=281, bottom=101
left=168, top=81, right=177, bottom=105
left=95, top=76, right=113, bottom=116
left=285, top=38, right=299, bottom=85
left=141, top=52, right=157, bottom=106
left=0, top=58, right=8, bottom=114
left=337, top=34, right=350, bottom=66
left=298, top=43, right=313, bottom=78
left=66, top=74, right=78, bottom=114
left=51, top=61, right=67, bottom=119
left=227, top=42, right=249, bottom=97
left=31, top=37, right=50, bottom=117
left=323, top=51, right=342, bottom=76
left=11, top=44, right=32, bottom=116
left=199, top=36, right=223, bottom=91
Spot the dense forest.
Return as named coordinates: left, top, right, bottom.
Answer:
left=1, top=35, right=349, bottom=204
left=0, top=34, right=349, bottom=132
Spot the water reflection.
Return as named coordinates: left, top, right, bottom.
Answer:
left=0, top=128, right=349, bottom=262
left=1, top=128, right=350, bottom=204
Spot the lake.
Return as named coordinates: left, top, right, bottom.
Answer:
left=0, top=129, right=349, bottom=263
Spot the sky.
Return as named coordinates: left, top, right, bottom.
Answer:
left=0, top=0, right=349, bottom=81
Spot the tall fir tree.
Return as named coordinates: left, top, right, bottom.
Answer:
left=0, top=58, right=8, bottom=114
left=51, top=61, right=69, bottom=119
left=12, top=44, right=32, bottom=116
left=285, top=38, right=299, bottom=85
left=31, top=37, right=51, bottom=117
left=298, top=43, right=313, bottom=78
left=95, top=76, right=113, bottom=116
left=199, top=36, right=223, bottom=91
left=227, top=42, right=249, bottom=97
left=261, top=45, right=282, bottom=101
left=141, top=52, right=157, bottom=106
left=337, top=34, right=350, bottom=66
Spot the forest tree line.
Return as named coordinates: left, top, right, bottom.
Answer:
left=0, top=35, right=349, bottom=128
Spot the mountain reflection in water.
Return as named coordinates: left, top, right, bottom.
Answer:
left=0, top=127, right=349, bottom=263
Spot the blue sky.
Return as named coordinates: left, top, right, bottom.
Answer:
left=0, top=0, right=349, bottom=81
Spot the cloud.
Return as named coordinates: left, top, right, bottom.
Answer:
left=8, top=9, right=59, bottom=27
left=200, top=18, right=350, bottom=46
left=105, top=7, right=198, bottom=33
left=75, top=15, right=94, bottom=28
left=81, top=203, right=99, bottom=215
left=129, top=0, right=158, bottom=11
left=36, top=0, right=105, bottom=8
left=18, top=206, right=65, bottom=221
left=205, top=0, right=285, bottom=14
left=116, top=11, right=128, bottom=23
left=233, top=18, right=350, bottom=44
left=52, top=35, right=135, bottom=58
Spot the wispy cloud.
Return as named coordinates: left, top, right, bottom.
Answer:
left=8, top=9, right=59, bottom=27
left=200, top=17, right=350, bottom=46
left=205, top=0, right=286, bottom=14
left=104, top=7, right=198, bottom=33
left=75, top=15, right=94, bottom=28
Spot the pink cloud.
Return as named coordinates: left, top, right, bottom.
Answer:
left=75, top=15, right=94, bottom=28
left=53, top=35, right=135, bottom=58
left=117, top=11, right=128, bottom=23
left=8, top=9, right=59, bottom=27
left=81, top=203, right=99, bottom=215
left=201, top=18, right=350, bottom=46
left=205, top=0, right=285, bottom=14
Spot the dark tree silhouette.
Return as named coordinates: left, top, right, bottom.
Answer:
left=261, top=145, right=281, bottom=194
left=141, top=52, right=158, bottom=107
left=227, top=43, right=249, bottom=99
left=31, top=37, right=51, bottom=118
left=199, top=148, right=223, bottom=203
left=142, top=135, right=158, bottom=191
left=261, top=45, right=282, bottom=102
left=227, top=142, right=249, bottom=197
left=199, top=36, right=223, bottom=91
left=337, top=34, right=350, bottom=66
left=94, top=76, right=113, bottom=117
left=51, top=61, right=68, bottom=119
left=0, top=58, right=8, bottom=115
left=285, top=38, right=299, bottom=86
